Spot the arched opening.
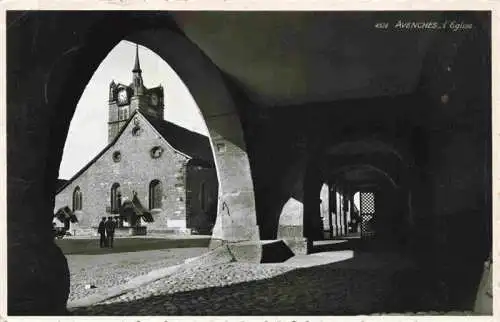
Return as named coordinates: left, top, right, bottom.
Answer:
left=325, top=165, right=403, bottom=244
left=303, top=139, right=413, bottom=252
left=56, top=40, right=226, bottom=239
left=50, top=29, right=258, bottom=246
left=36, top=21, right=261, bottom=312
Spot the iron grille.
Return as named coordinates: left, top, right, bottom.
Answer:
left=360, top=191, right=376, bottom=238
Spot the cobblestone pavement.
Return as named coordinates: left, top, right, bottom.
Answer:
left=66, top=248, right=208, bottom=302
left=69, top=250, right=452, bottom=315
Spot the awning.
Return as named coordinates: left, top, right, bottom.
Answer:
left=54, top=206, right=78, bottom=223
left=119, top=195, right=154, bottom=223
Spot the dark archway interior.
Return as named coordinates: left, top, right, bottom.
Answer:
left=318, top=162, right=407, bottom=246
left=302, top=139, right=410, bottom=243
left=7, top=11, right=491, bottom=315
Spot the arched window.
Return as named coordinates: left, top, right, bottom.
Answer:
left=149, top=180, right=162, bottom=210
left=72, top=186, right=82, bottom=211
left=111, top=183, right=121, bottom=214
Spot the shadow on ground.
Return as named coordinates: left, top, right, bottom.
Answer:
left=69, top=248, right=484, bottom=316
left=55, top=238, right=211, bottom=255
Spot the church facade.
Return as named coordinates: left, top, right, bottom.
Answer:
left=54, top=45, right=218, bottom=236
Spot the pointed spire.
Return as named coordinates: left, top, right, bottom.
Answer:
left=132, top=43, right=141, bottom=73
left=131, top=43, right=145, bottom=96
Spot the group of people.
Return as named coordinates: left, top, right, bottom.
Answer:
left=98, top=216, right=117, bottom=248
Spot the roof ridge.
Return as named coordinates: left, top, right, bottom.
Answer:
left=56, top=110, right=140, bottom=193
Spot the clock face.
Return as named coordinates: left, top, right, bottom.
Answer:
left=150, top=93, right=159, bottom=106
left=118, top=90, right=128, bottom=104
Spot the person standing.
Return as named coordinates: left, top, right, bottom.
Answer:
left=98, top=217, right=107, bottom=248
left=105, top=216, right=116, bottom=248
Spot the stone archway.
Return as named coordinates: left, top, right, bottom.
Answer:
left=125, top=30, right=259, bottom=249
left=301, top=138, right=416, bottom=248
left=7, top=13, right=259, bottom=315
left=327, top=164, right=406, bottom=245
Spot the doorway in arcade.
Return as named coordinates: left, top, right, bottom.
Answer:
left=316, top=164, right=409, bottom=250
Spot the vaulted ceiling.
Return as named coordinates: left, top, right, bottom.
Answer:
left=170, top=11, right=445, bottom=107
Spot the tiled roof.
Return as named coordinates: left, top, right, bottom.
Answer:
left=56, top=179, right=69, bottom=191
left=143, top=113, right=213, bottom=163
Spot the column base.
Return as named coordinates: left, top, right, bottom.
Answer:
left=280, top=237, right=308, bottom=255
left=209, top=238, right=262, bottom=263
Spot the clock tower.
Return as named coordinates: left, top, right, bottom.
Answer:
left=107, top=43, right=165, bottom=143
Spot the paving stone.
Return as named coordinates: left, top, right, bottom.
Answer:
left=66, top=248, right=207, bottom=302
left=69, top=250, right=472, bottom=316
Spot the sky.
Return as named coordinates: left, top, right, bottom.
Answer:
left=58, top=40, right=209, bottom=180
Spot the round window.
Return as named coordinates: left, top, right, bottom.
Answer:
left=132, top=126, right=142, bottom=136
left=150, top=146, right=163, bottom=159
left=112, top=151, right=121, bottom=162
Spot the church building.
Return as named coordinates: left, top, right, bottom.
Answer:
left=54, top=44, right=218, bottom=236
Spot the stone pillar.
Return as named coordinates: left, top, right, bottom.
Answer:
left=334, top=185, right=340, bottom=236
left=327, top=183, right=335, bottom=238
left=319, top=183, right=329, bottom=237
left=474, top=255, right=493, bottom=314
left=417, top=17, right=491, bottom=309
left=7, top=17, right=73, bottom=314
left=277, top=197, right=307, bottom=255
left=126, top=29, right=263, bottom=263
left=303, top=161, right=324, bottom=247
left=208, top=113, right=261, bottom=262
left=347, top=190, right=354, bottom=234
left=342, top=189, right=349, bottom=235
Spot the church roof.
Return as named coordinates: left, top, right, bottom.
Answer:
left=143, top=113, right=213, bottom=162
left=56, top=110, right=214, bottom=194
left=56, top=179, right=69, bottom=191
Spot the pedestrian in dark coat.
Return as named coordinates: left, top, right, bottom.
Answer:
left=105, top=216, right=116, bottom=248
left=98, top=217, right=107, bottom=248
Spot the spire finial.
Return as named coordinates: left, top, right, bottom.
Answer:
left=132, top=43, right=141, bottom=73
